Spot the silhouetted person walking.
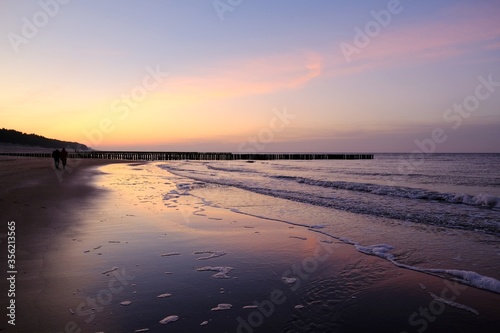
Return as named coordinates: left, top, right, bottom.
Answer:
left=60, top=148, right=68, bottom=170
left=52, top=149, right=61, bottom=169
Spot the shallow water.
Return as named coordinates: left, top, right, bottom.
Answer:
left=159, top=154, right=500, bottom=295
left=24, top=160, right=499, bottom=333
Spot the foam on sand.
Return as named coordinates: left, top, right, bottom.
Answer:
left=159, top=315, right=179, bottom=324
left=194, top=250, right=226, bottom=260
left=282, top=277, right=297, bottom=285
left=354, top=243, right=500, bottom=294
left=197, top=266, right=234, bottom=279
left=160, top=252, right=181, bottom=257
left=102, top=267, right=118, bottom=274
left=211, top=303, right=232, bottom=311
left=429, top=292, right=479, bottom=315
left=429, top=269, right=500, bottom=294
left=354, top=244, right=395, bottom=260
left=289, top=236, right=307, bottom=240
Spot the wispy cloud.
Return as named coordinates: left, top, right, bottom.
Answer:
left=152, top=51, right=323, bottom=104
left=332, top=2, right=500, bottom=76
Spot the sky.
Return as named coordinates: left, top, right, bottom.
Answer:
left=1, top=0, right=499, bottom=152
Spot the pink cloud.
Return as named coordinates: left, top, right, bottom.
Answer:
left=485, top=41, right=500, bottom=50
left=158, top=52, right=323, bottom=101
left=332, top=2, right=500, bottom=76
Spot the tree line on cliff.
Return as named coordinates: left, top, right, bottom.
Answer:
left=0, top=128, right=90, bottom=150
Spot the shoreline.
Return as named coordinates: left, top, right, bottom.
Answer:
left=1, top=157, right=499, bottom=332
left=0, top=156, right=127, bottom=331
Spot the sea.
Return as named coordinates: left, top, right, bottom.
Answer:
left=159, top=153, right=500, bottom=294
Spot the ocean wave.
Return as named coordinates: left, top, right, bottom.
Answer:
left=159, top=164, right=500, bottom=235
left=206, top=164, right=259, bottom=173
left=270, top=176, right=500, bottom=209
left=353, top=243, right=500, bottom=294
left=159, top=162, right=500, bottom=295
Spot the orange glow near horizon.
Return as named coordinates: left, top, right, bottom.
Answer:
left=1, top=1, right=499, bottom=152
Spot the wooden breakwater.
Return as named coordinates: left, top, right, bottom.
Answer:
left=0, top=151, right=374, bottom=161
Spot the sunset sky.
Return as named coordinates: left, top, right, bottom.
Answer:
left=1, top=0, right=499, bottom=152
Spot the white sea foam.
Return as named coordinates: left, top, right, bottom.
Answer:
left=134, top=329, right=150, bottom=332
left=429, top=292, right=479, bottom=315
left=163, top=190, right=181, bottom=202
left=282, top=277, right=297, bottom=284
left=159, top=315, right=179, bottom=324
left=120, top=301, right=132, bottom=306
left=354, top=243, right=500, bottom=294
left=102, top=267, right=118, bottom=274
left=289, top=236, right=307, bottom=240
left=294, top=304, right=305, bottom=309
left=200, top=321, right=209, bottom=326
left=160, top=160, right=500, bottom=295
left=160, top=252, right=181, bottom=257
left=338, top=237, right=356, bottom=245
left=197, top=266, right=234, bottom=279
left=160, top=161, right=500, bottom=235
left=157, top=293, right=172, bottom=298
left=211, top=303, right=232, bottom=311
left=194, top=250, right=226, bottom=260
left=429, top=269, right=500, bottom=294
left=243, top=305, right=258, bottom=309
left=354, top=244, right=395, bottom=261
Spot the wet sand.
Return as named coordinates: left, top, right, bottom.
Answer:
left=1, top=157, right=498, bottom=332
left=0, top=156, right=126, bottom=332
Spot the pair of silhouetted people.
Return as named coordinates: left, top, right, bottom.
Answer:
left=52, top=148, right=68, bottom=169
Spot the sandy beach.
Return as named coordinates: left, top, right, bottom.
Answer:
left=1, top=156, right=499, bottom=333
